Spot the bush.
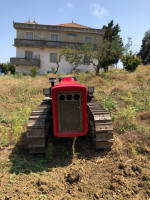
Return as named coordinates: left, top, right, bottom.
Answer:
left=30, top=66, right=38, bottom=77
left=0, top=63, right=15, bottom=74
left=121, top=51, right=141, bottom=72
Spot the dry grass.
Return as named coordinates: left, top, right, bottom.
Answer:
left=0, top=66, right=150, bottom=200
left=0, top=65, right=150, bottom=146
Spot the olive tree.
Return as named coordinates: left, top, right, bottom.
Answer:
left=63, top=38, right=123, bottom=75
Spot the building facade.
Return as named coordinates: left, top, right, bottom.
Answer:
left=10, top=20, right=104, bottom=74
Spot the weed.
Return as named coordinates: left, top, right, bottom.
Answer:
left=121, top=91, right=133, bottom=105
left=40, top=170, right=47, bottom=175
left=14, top=72, right=23, bottom=79
left=0, top=112, right=10, bottom=123
left=102, top=97, right=117, bottom=112
left=30, top=172, right=39, bottom=177
left=0, top=125, right=9, bottom=146
left=11, top=119, right=23, bottom=142
left=117, top=126, right=127, bottom=134
left=9, top=153, right=49, bottom=174
left=38, top=194, right=47, bottom=200
left=117, top=105, right=137, bottom=133
left=9, top=173, right=16, bottom=183
left=11, top=106, right=31, bottom=142
left=129, top=143, right=138, bottom=157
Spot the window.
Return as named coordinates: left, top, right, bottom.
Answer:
left=25, top=51, right=32, bottom=59
left=50, top=34, right=58, bottom=41
left=26, top=32, right=34, bottom=40
left=84, top=56, right=91, bottom=65
left=67, top=33, right=77, bottom=36
left=85, top=36, right=93, bottom=43
left=50, top=53, right=57, bottom=63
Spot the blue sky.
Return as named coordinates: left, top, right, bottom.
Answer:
left=0, top=0, right=150, bottom=65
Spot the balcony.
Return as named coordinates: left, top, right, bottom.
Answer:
left=14, top=39, right=83, bottom=48
left=10, top=57, right=40, bottom=67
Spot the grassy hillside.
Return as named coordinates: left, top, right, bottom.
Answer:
left=0, top=65, right=150, bottom=200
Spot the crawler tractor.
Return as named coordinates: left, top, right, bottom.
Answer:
left=27, top=77, right=113, bottom=153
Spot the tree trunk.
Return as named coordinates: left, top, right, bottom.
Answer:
left=96, top=63, right=101, bottom=75
left=55, top=63, right=59, bottom=74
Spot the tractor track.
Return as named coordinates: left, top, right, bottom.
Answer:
left=87, top=99, right=114, bottom=149
left=27, top=98, right=113, bottom=153
left=27, top=97, right=51, bottom=153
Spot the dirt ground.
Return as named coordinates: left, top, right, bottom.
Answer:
left=0, top=69, right=150, bottom=200
left=0, top=127, right=150, bottom=200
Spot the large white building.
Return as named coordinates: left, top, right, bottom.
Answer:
left=10, top=20, right=104, bottom=74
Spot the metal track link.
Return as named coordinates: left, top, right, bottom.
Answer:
left=27, top=97, right=51, bottom=153
left=87, top=99, right=114, bottom=149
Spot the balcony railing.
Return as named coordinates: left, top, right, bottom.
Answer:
left=14, top=39, right=83, bottom=48
left=10, top=57, right=40, bottom=67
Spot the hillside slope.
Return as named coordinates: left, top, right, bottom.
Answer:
left=0, top=66, right=150, bottom=200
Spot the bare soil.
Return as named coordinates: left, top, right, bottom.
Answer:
left=0, top=68, right=150, bottom=200
left=0, top=128, right=150, bottom=200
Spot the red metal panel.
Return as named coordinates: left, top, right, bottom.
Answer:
left=52, top=77, right=88, bottom=137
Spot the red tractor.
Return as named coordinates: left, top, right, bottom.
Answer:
left=27, top=77, right=113, bottom=153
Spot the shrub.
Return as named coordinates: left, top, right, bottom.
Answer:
left=23, top=71, right=28, bottom=76
left=121, top=51, right=141, bottom=72
left=51, top=66, right=55, bottom=73
left=9, top=65, right=15, bottom=74
left=30, top=66, right=38, bottom=77
left=0, top=63, right=15, bottom=74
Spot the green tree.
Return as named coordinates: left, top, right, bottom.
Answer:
left=63, top=20, right=124, bottom=75
left=121, top=51, right=141, bottom=72
left=63, top=46, right=84, bottom=72
left=102, top=20, right=123, bottom=71
left=0, top=63, right=15, bottom=74
left=64, top=38, right=123, bottom=75
left=82, top=39, right=123, bottom=75
left=138, top=30, right=150, bottom=64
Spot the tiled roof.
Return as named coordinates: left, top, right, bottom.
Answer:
left=54, top=22, right=91, bottom=29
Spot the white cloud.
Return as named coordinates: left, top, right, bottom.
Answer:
left=90, top=3, right=108, bottom=18
left=66, top=2, right=74, bottom=9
